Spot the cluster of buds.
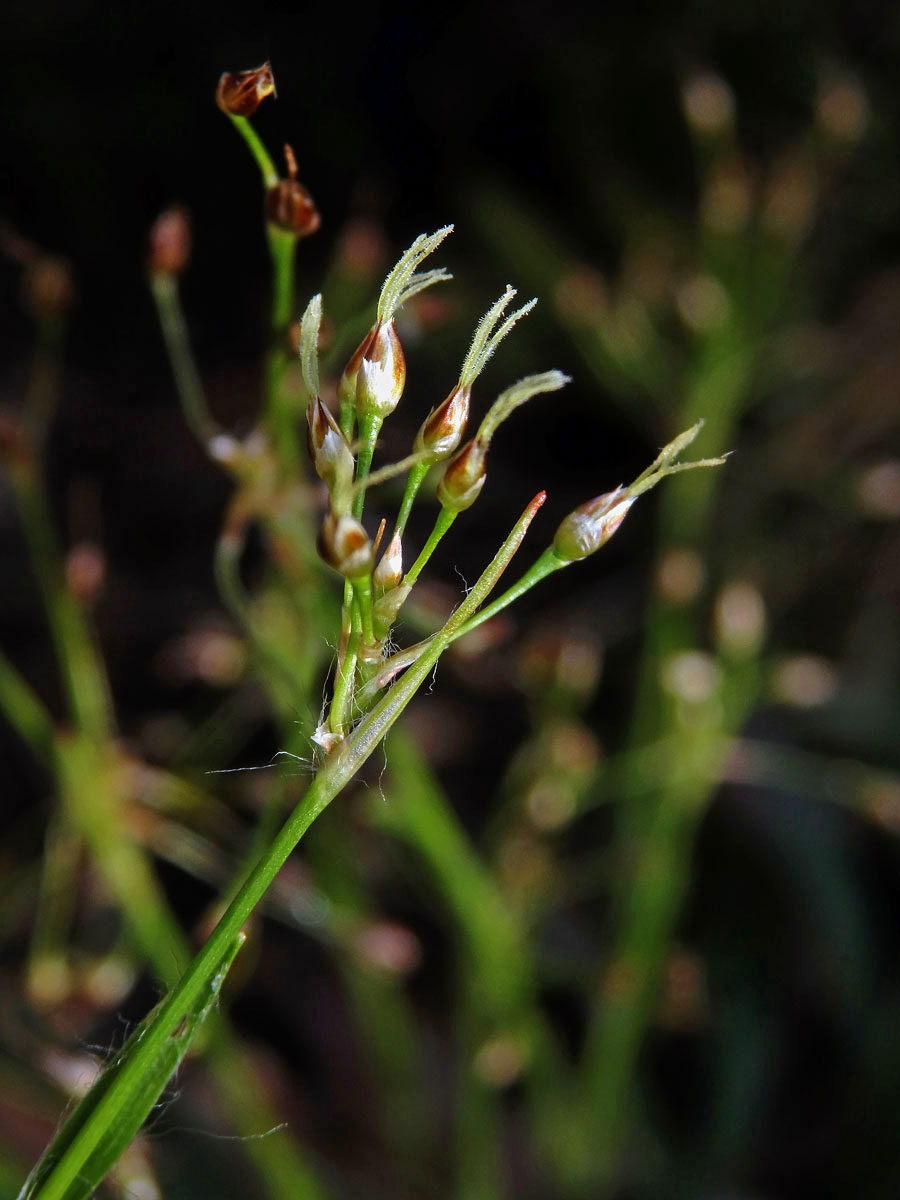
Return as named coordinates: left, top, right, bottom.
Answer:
left=164, top=62, right=728, bottom=752
left=165, top=68, right=730, bottom=750
left=295, top=226, right=725, bottom=742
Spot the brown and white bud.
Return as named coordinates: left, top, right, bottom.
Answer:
left=552, top=487, right=635, bottom=563
left=306, top=399, right=354, bottom=509
left=373, top=530, right=403, bottom=592
left=318, top=512, right=373, bottom=580
left=356, top=319, right=406, bottom=421
left=265, top=144, right=320, bottom=238
left=415, top=384, right=471, bottom=461
left=436, top=439, right=487, bottom=512
left=147, top=207, right=191, bottom=276
left=215, top=62, right=276, bottom=117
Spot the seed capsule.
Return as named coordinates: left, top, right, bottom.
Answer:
left=306, top=399, right=354, bottom=510
left=552, top=488, right=634, bottom=562
left=436, top=439, right=487, bottom=512
left=356, top=319, right=406, bottom=421
left=373, top=531, right=403, bottom=592
left=265, top=144, right=320, bottom=237
left=415, top=384, right=471, bottom=460
left=318, top=512, right=373, bottom=580
left=215, top=62, right=276, bottom=117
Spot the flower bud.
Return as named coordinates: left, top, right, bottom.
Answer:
left=415, top=384, right=471, bottom=460
left=373, top=530, right=403, bottom=592
left=356, top=319, right=406, bottom=421
left=337, top=327, right=376, bottom=417
left=265, top=144, right=320, bottom=238
left=215, top=62, right=275, bottom=117
left=306, top=399, right=354, bottom=509
left=552, top=487, right=635, bottom=563
left=436, top=439, right=487, bottom=512
left=147, top=207, right=191, bottom=276
left=318, top=512, right=374, bottom=580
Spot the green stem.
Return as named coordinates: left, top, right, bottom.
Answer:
left=149, top=271, right=219, bottom=444
left=229, top=114, right=279, bottom=186
left=394, top=460, right=431, bottom=537
left=268, top=226, right=297, bottom=332
left=12, top=470, right=112, bottom=741
left=353, top=574, right=376, bottom=648
left=450, top=546, right=563, bottom=641
left=353, top=412, right=382, bottom=520
left=264, top=226, right=300, bottom=472
left=405, top=506, right=457, bottom=586
left=356, top=547, right=563, bottom=707
left=330, top=628, right=360, bottom=737
left=0, top=647, right=56, bottom=764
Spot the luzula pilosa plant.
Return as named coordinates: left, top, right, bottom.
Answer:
left=19, top=62, right=726, bottom=1200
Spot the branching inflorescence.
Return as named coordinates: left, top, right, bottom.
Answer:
left=303, top=228, right=727, bottom=745
left=203, top=60, right=730, bottom=759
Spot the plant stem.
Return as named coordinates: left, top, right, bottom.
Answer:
left=11, top=465, right=112, bottom=742
left=405, top=506, right=457, bottom=586
left=353, top=574, right=376, bottom=648
left=450, top=546, right=563, bottom=641
left=394, top=460, right=431, bottom=537
left=149, top=271, right=219, bottom=443
left=352, top=413, right=382, bottom=520
left=264, top=226, right=300, bottom=472
left=229, top=114, right=279, bottom=186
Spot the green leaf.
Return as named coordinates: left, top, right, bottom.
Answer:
left=18, top=933, right=245, bottom=1200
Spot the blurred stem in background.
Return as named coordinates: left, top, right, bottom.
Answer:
left=471, top=81, right=812, bottom=1188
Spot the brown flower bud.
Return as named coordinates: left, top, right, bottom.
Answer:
left=265, top=145, right=320, bottom=237
left=147, top=207, right=191, bottom=276
left=215, top=62, right=276, bottom=117
left=356, top=319, right=406, bottom=421
left=436, top=439, right=487, bottom=512
left=306, top=399, right=354, bottom=509
left=552, top=487, right=634, bottom=563
left=318, top=512, right=373, bottom=579
left=415, top=384, right=471, bottom=461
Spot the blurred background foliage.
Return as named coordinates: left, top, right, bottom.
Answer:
left=2, top=1, right=900, bottom=1197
